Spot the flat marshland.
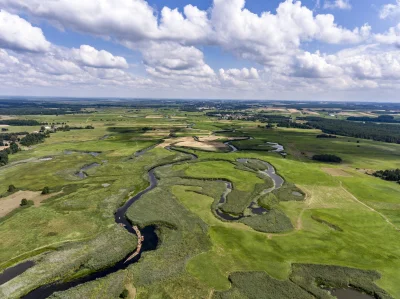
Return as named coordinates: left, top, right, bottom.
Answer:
left=0, top=105, right=399, bottom=299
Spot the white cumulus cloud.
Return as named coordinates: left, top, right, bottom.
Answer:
left=0, top=10, right=50, bottom=52
left=72, top=45, right=128, bottom=69
left=380, top=0, right=400, bottom=19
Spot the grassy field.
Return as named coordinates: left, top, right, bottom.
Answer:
left=0, top=107, right=399, bottom=298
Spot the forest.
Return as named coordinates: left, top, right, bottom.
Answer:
left=347, top=115, right=400, bottom=124
left=304, top=117, right=400, bottom=144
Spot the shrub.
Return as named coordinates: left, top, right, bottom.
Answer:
left=20, top=199, right=33, bottom=206
left=312, top=154, right=342, bottom=163
left=42, top=186, right=50, bottom=194
left=8, top=184, right=16, bottom=193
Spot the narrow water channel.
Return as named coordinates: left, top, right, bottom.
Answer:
left=18, top=149, right=198, bottom=299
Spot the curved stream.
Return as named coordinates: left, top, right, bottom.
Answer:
left=19, top=149, right=197, bottom=299
left=216, top=158, right=285, bottom=221
left=2, top=138, right=370, bottom=299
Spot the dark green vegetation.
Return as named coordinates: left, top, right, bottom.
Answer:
left=373, top=169, right=400, bottom=184
left=214, top=264, right=392, bottom=299
left=0, top=150, right=8, bottom=166
left=0, top=99, right=399, bottom=299
left=20, top=199, right=33, bottom=206
left=317, top=134, right=337, bottom=139
left=347, top=115, right=400, bottom=124
left=20, top=133, right=48, bottom=146
left=312, top=154, right=342, bottom=163
left=0, top=119, right=40, bottom=126
left=305, top=117, right=400, bottom=144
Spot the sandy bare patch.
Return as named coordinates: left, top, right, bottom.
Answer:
left=322, top=168, right=352, bottom=177
left=0, top=124, right=10, bottom=127
left=357, top=168, right=375, bottom=175
left=303, top=110, right=320, bottom=115
left=143, top=130, right=170, bottom=137
left=145, top=115, right=163, bottom=119
left=0, top=115, right=16, bottom=120
left=159, top=136, right=247, bottom=151
left=258, top=107, right=288, bottom=113
left=288, top=109, right=301, bottom=114
left=0, top=190, right=62, bottom=217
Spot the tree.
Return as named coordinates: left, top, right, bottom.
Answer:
left=20, top=199, right=28, bottom=206
left=8, top=184, right=16, bottom=193
left=9, top=142, right=19, bottom=154
left=42, top=186, right=50, bottom=194
left=0, top=150, right=8, bottom=166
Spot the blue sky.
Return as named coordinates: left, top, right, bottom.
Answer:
left=1, top=0, right=400, bottom=101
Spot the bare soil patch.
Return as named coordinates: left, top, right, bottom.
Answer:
left=322, top=168, right=352, bottom=177
left=0, top=190, right=62, bottom=217
left=145, top=115, right=163, bottom=119
left=0, top=115, right=16, bottom=120
left=159, top=136, right=247, bottom=151
left=143, top=131, right=170, bottom=137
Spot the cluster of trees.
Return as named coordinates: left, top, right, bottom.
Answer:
left=316, top=134, right=337, bottom=138
left=58, top=125, right=94, bottom=131
left=373, top=169, right=400, bottom=183
left=1, top=128, right=8, bottom=132
left=304, top=117, right=400, bottom=144
left=0, top=142, right=20, bottom=166
left=312, top=154, right=342, bottom=163
left=347, top=115, right=400, bottom=124
left=20, top=133, right=48, bottom=146
left=276, top=121, right=312, bottom=129
left=0, top=119, right=40, bottom=126
left=0, top=132, right=26, bottom=142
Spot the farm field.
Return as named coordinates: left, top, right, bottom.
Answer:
left=0, top=100, right=399, bottom=299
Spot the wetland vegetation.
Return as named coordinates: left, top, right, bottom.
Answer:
left=0, top=99, right=399, bottom=298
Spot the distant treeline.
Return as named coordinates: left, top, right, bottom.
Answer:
left=277, top=122, right=312, bottom=129
left=347, top=115, right=400, bottom=123
left=58, top=125, right=94, bottom=131
left=373, top=169, right=400, bottom=184
left=316, top=134, right=337, bottom=139
left=312, top=154, right=342, bottom=163
left=304, top=117, right=400, bottom=144
left=0, top=119, right=40, bottom=126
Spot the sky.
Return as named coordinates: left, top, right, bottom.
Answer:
left=1, top=0, right=400, bottom=101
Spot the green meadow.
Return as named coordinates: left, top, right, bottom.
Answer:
left=0, top=107, right=399, bottom=298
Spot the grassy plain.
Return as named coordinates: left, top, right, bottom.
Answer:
left=0, top=107, right=399, bottom=298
